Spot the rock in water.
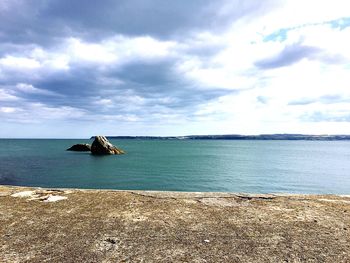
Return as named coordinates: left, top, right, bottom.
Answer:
left=67, top=144, right=91, bottom=151
left=91, top=136, right=125, bottom=155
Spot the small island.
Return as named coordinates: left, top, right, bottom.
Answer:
left=67, top=136, right=125, bottom=155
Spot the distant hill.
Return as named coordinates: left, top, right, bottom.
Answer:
left=90, top=134, right=350, bottom=141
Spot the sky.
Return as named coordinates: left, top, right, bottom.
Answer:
left=1, top=0, right=350, bottom=138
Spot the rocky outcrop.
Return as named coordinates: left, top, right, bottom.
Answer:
left=67, top=144, right=91, bottom=151
left=91, top=136, right=125, bottom=155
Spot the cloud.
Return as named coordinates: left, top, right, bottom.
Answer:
left=0, top=101, right=87, bottom=124
left=1, top=0, right=350, bottom=137
left=0, top=56, right=40, bottom=69
left=64, top=36, right=177, bottom=66
left=0, top=88, right=20, bottom=101
left=302, top=111, right=350, bottom=122
left=15, top=83, right=61, bottom=96
left=255, top=44, right=321, bottom=69
left=257, top=96, right=269, bottom=104
left=0, top=106, right=16, bottom=113
left=289, top=95, right=350, bottom=106
left=0, top=0, right=271, bottom=45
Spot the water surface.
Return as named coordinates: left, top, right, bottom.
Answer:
left=0, top=139, right=349, bottom=194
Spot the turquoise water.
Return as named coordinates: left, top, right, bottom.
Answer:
left=0, top=139, right=350, bottom=194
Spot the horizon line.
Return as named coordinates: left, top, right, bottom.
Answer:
left=2, top=133, right=350, bottom=139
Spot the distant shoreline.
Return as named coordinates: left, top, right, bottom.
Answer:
left=2, top=134, right=350, bottom=140
left=91, top=134, right=350, bottom=141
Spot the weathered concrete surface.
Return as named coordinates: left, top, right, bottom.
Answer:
left=0, top=186, right=349, bottom=262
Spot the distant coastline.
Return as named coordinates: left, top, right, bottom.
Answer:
left=91, top=134, right=350, bottom=141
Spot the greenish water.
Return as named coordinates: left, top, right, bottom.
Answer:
left=0, top=139, right=349, bottom=194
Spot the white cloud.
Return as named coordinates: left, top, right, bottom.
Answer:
left=28, top=103, right=87, bottom=120
left=67, top=38, right=118, bottom=64
left=94, top=98, right=113, bottom=106
left=15, top=83, right=62, bottom=96
left=0, top=35, right=178, bottom=80
left=118, top=36, right=176, bottom=59
left=166, top=1, right=350, bottom=134
left=249, top=0, right=350, bottom=37
left=66, top=35, right=177, bottom=66
left=0, top=100, right=88, bottom=125
left=101, top=114, right=140, bottom=122
left=0, top=88, right=20, bottom=101
left=0, top=56, right=40, bottom=69
left=0, top=106, right=16, bottom=113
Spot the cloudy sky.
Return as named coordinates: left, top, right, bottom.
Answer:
left=1, top=0, right=350, bottom=138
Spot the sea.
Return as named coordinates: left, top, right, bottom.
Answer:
left=0, top=139, right=349, bottom=194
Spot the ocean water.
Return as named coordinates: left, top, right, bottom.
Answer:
left=0, top=139, right=349, bottom=194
